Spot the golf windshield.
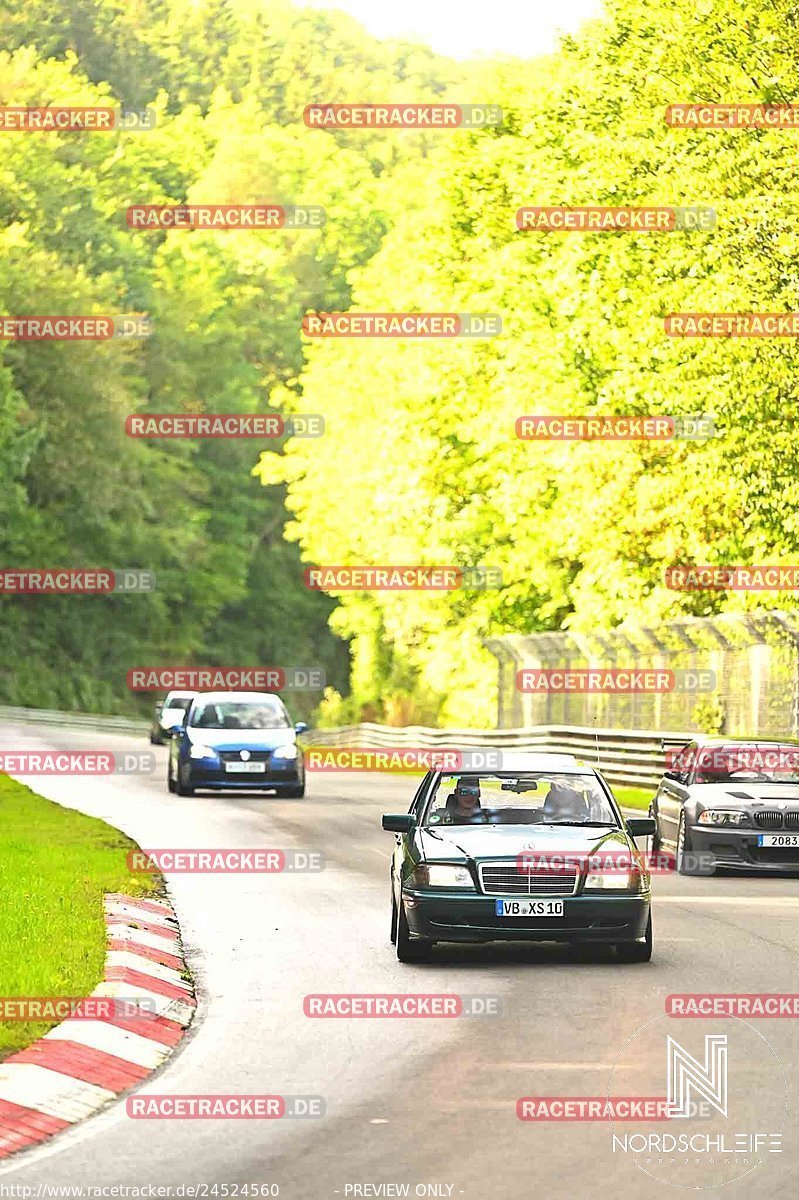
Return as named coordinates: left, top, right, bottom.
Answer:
left=189, top=699, right=290, bottom=730
left=423, top=773, right=618, bottom=827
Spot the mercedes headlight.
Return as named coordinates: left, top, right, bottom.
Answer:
left=413, top=864, right=475, bottom=889
left=584, top=868, right=646, bottom=892
left=697, top=809, right=748, bottom=826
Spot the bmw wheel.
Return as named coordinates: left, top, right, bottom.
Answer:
left=676, top=810, right=696, bottom=874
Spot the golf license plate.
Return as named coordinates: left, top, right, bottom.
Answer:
left=495, top=899, right=564, bottom=917
left=224, top=761, right=267, bottom=774
left=757, top=833, right=799, bottom=847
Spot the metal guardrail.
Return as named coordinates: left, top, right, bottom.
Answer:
left=0, top=707, right=683, bottom=788
left=306, top=722, right=690, bottom=788
left=0, top=705, right=148, bottom=737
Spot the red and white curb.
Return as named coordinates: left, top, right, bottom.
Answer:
left=0, top=893, right=195, bottom=1160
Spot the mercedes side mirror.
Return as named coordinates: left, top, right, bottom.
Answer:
left=382, top=814, right=416, bottom=833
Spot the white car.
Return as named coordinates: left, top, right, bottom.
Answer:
left=150, top=691, right=197, bottom=744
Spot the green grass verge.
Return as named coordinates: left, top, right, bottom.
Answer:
left=613, top=785, right=656, bottom=811
left=0, top=774, right=159, bottom=1059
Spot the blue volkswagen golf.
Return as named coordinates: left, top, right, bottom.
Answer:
left=167, top=691, right=307, bottom=797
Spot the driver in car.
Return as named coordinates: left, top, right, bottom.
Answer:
left=444, top=777, right=489, bottom=824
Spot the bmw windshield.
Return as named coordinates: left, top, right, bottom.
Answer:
left=694, top=744, right=799, bottom=784
left=422, top=772, right=619, bottom=827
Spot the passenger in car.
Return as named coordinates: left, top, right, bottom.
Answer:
left=542, top=781, right=590, bottom=823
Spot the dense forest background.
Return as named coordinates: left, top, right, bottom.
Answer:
left=1, top=0, right=797, bottom=725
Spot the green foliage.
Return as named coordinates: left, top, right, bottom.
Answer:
left=262, top=0, right=799, bottom=725
left=0, top=4, right=461, bottom=716
left=692, top=697, right=727, bottom=735
left=5, top=0, right=799, bottom=728
left=0, top=773, right=158, bottom=1057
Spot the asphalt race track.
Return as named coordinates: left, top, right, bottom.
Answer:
left=1, top=719, right=798, bottom=1198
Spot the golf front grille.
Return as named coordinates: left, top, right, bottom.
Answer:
left=218, top=750, right=272, bottom=763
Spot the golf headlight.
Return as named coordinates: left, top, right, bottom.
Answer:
left=414, top=864, right=474, bottom=889
left=697, top=809, right=748, bottom=826
left=189, top=743, right=217, bottom=759
left=583, top=868, right=645, bottom=892
left=272, top=744, right=298, bottom=760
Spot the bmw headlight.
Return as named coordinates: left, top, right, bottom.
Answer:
left=413, top=864, right=475, bottom=889
left=272, top=743, right=298, bottom=760
left=189, top=743, right=218, bottom=760
left=697, top=809, right=748, bottom=826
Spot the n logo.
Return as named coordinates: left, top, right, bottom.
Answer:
left=667, top=1034, right=728, bottom=1118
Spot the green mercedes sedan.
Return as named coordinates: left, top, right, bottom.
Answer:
left=382, top=752, right=654, bottom=963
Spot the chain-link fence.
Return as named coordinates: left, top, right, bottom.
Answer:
left=485, top=610, right=799, bottom=736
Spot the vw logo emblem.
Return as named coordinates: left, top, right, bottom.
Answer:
left=240, top=750, right=250, bottom=761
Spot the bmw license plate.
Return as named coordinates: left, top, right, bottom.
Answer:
left=757, top=833, right=799, bottom=847
left=495, top=899, right=564, bottom=917
left=224, top=762, right=266, bottom=773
